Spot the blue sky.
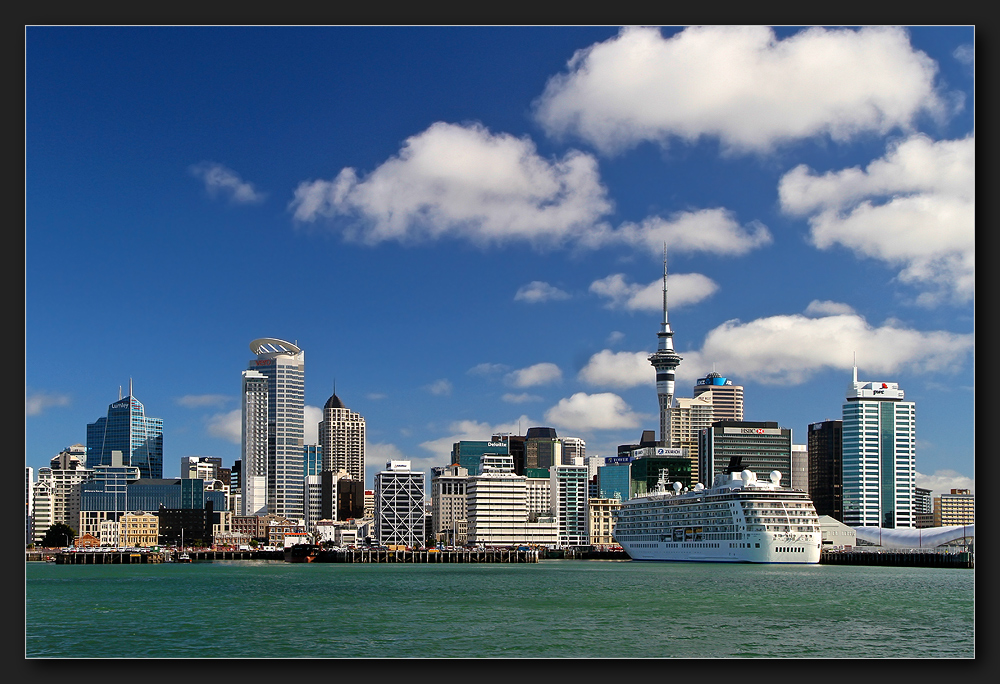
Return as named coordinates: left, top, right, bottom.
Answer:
left=26, top=26, right=974, bottom=497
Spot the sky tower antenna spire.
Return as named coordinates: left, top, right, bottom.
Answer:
left=649, top=245, right=683, bottom=446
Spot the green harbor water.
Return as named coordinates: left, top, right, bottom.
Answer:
left=25, top=559, right=974, bottom=658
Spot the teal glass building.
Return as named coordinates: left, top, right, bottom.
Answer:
left=86, top=389, right=163, bottom=479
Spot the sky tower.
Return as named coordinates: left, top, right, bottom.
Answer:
left=649, top=246, right=682, bottom=446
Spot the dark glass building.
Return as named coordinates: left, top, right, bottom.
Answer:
left=699, top=421, right=792, bottom=485
left=807, top=420, right=843, bottom=521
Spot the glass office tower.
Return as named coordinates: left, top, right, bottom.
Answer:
left=842, top=368, right=916, bottom=529
left=86, top=384, right=163, bottom=479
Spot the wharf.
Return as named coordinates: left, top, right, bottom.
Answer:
left=820, top=548, right=973, bottom=568
left=314, top=548, right=540, bottom=563
left=34, top=549, right=166, bottom=564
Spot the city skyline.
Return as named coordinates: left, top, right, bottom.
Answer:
left=26, top=26, right=974, bottom=496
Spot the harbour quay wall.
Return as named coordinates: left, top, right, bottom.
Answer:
left=820, top=548, right=973, bottom=568
left=31, top=550, right=167, bottom=564
left=318, top=548, right=539, bottom=563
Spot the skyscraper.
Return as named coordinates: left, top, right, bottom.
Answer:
left=243, top=338, right=305, bottom=521
left=319, top=392, right=365, bottom=483
left=648, top=247, right=682, bottom=446
left=807, top=420, right=843, bottom=520
left=86, top=382, right=163, bottom=479
left=699, top=421, right=792, bottom=485
left=692, top=371, right=744, bottom=422
left=241, top=369, right=269, bottom=516
left=841, top=365, right=916, bottom=529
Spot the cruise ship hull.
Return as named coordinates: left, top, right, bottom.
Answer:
left=620, top=534, right=821, bottom=563
left=614, top=468, right=822, bottom=565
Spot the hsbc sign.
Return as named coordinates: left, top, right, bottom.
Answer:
left=723, top=427, right=783, bottom=436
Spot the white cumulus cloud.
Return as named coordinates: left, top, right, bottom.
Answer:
left=578, top=350, right=653, bottom=389
left=25, top=389, right=71, bottom=416
left=426, top=379, right=453, bottom=396
left=506, top=362, right=563, bottom=388
left=544, top=392, right=647, bottom=432
left=289, top=121, right=613, bottom=249
left=584, top=210, right=772, bottom=257
left=590, top=272, right=718, bottom=312
left=190, top=162, right=265, bottom=204
left=779, top=134, right=974, bottom=305
left=687, top=310, right=974, bottom=385
left=915, top=469, right=975, bottom=497
left=206, top=409, right=242, bottom=445
left=534, top=25, right=944, bottom=155
left=514, top=281, right=571, bottom=303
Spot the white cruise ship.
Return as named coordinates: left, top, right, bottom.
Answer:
left=613, top=462, right=821, bottom=564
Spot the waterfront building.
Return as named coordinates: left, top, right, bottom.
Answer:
left=524, top=427, right=561, bottom=470
left=364, top=490, right=375, bottom=520
left=119, top=511, right=159, bottom=547
left=807, top=420, right=843, bottom=521
left=842, top=367, right=916, bottom=528
left=430, top=465, right=468, bottom=545
left=452, top=438, right=509, bottom=476
left=181, top=456, right=223, bottom=481
left=550, top=463, right=588, bottom=547
left=629, top=448, right=692, bottom=495
left=667, top=393, right=714, bottom=484
left=374, top=461, right=425, bottom=547
left=241, top=369, right=269, bottom=516
left=32, top=445, right=93, bottom=543
left=648, top=248, right=683, bottom=446
left=561, top=437, right=586, bottom=465
left=157, top=500, right=218, bottom=547
left=914, top=487, right=934, bottom=528
left=588, top=497, right=622, bottom=547
left=319, top=392, right=365, bottom=483
left=790, top=444, right=808, bottom=491
left=692, top=371, right=744, bottom=422
left=322, top=473, right=365, bottom=521
left=467, top=454, right=558, bottom=547
left=243, top=338, right=306, bottom=521
left=819, top=515, right=857, bottom=548
left=304, top=473, right=323, bottom=531
left=934, top=489, right=974, bottom=526
left=79, top=451, right=141, bottom=538
left=598, top=460, right=631, bottom=501
left=699, top=421, right=792, bottom=485
left=525, top=472, right=551, bottom=522
left=303, top=444, right=323, bottom=477
left=87, top=382, right=163, bottom=479
left=123, top=477, right=225, bottom=513
left=264, top=517, right=304, bottom=548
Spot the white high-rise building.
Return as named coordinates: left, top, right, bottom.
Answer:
left=319, top=392, right=365, bottom=484
left=241, top=369, right=269, bottom=516
left=842, top=366, right=916, bottom=529
left=467, top=454, right=558, bottom=548
left=32, top=446, right=93, bottom=544
left=692, top=371, right=744, bottom=422
left=243, top=338, right=305, bottom=521
left=374, top=460, right=425, bottom=547
left=668, top=393, right=714, bottom=484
